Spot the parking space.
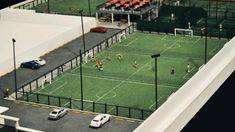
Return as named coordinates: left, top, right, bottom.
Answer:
left=0, top=99, right=140, bottom=132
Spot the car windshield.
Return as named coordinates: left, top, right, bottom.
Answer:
left=92, top=119, right=99, bottom=122
left=51, top=111, right=58, bottom=114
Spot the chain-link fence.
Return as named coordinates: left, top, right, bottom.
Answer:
left=15, top=24, right=154, bottom=120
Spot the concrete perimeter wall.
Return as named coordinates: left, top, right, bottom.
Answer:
left=0, top=9, right=96, bottom=76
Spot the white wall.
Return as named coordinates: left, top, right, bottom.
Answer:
left=0, top=9, right=96, bottom=76
left=134, top=37, right=235, bottom=132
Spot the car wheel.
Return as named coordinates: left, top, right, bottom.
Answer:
left=21, top=65, right=24, bottom=68
left=32, top=66, right=34, bottom=70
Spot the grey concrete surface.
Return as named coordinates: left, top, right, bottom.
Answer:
left=0, top=99, right=140, bottom=132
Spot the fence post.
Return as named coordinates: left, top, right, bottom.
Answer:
left=70, top=60, right=73, bottom=69
left=36, top=93, right=39, bottom=103
left=26, top=92, right=29, bottom=102
left=219, top=31, right=221, bottom=40
left=129, top=107, right=131, bottom=118
left=22, top=87, right=25, bottom=96
left=29, top=83, right=32, bottom=92
left=105, top=104, right=107, bottom=113
left=97, top=45, right=100, bottom=53
left=141, top=109, right=144, bottom=120
left=51, top=71, right=53, bottom=81
left=93, top=101, right=95, bottom=112
left=48, top=95, right=50, bottom=105
left=69, top=98, right=72, bottom=109
left=58, top=97, right=61, bottom=107
left=116, top=106, right=119, bottom=116
left=36, top=80, right=39, bottom=88
left=57, top=68, right=60, bottom=76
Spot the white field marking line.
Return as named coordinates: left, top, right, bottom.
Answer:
left=149, top=96, right=164, bottom=109
left=110, top=51, right=150, bottom=57
left=193, top=37, right=201, bottom=44
left=107, top=106, right=116, bottom=113
left=63, top=101, right=70, bottom=107
left=36, top=75, right=65, bottom=92
left=160, top=56, right=203, bottom=61
left=160, top=37, right=183, bottom=54
left=209, top=44, right=220, bottom=54
left=49, top=82, right=67, bottom=94
left=25, top=75, right=66, bottom=99
left=67, top=73, right=154, bottom=86
left=183, top=67, right=196, bottom=79
left=125, top=38, right=139, bottom=46
left=67, top=73, right=179, bottom=90
left=161, top=35, right=168, bottom=40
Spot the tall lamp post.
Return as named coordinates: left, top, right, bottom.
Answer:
left=79, top=49, right=84, bottom=110
left=79, top=9, right=86, bottom=54
left=12, top=38, right=18, bottom=99
left=151, top=53, right=160, bottom=109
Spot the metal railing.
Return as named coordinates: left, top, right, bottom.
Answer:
left=15, top=24, right=153, bottom=120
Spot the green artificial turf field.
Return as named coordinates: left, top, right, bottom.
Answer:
left=20, top=32, right=227, bottom=117
left=32, top=0, right=107, bottom=15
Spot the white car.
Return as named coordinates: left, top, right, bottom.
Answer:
left=33, top=58, right=46, bottom=66
left=89, top=114, right=111, bottom=128
left=48, top=108, right=68, bottom=120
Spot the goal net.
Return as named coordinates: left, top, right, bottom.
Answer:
left=174, top=28, right=193, bottom=37
left=42, top=76, right=52, bottom=88
left=84, top=52, right=94, bottom=63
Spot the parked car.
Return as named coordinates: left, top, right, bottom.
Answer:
left=89, top=114, right=111, bottom=128
left=20, top=61, right=40, bottom=70
left=48, top=108, right=68, bottom=120
left=90, top=26, right=108, bottom=33
left=33, top=58, right=46, bottom=66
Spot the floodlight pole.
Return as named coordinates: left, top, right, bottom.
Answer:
left=12, top=38, right=18, bottom=99
left=151, top=53, right=160, bottom=109
left=79, top=9, right=86, bottom=54
left=79, top=49, right=84, bottom=110
left=88, top=0, right=91, bottom=16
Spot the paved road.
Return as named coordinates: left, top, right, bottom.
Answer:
left=0, top=99, right=140, bottom=132
left=0, top=28, right=121, bottom=98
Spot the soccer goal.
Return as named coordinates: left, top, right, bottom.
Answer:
left=174, top=28, right=193, bottom=37
left=42, top=76, right=52, bottom=88
left=84, top=52, right=94, bottom=63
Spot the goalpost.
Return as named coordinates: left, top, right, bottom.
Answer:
left=42, top=76, right=52, bottom=88
left=174, top=28, right=193, bottom=37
